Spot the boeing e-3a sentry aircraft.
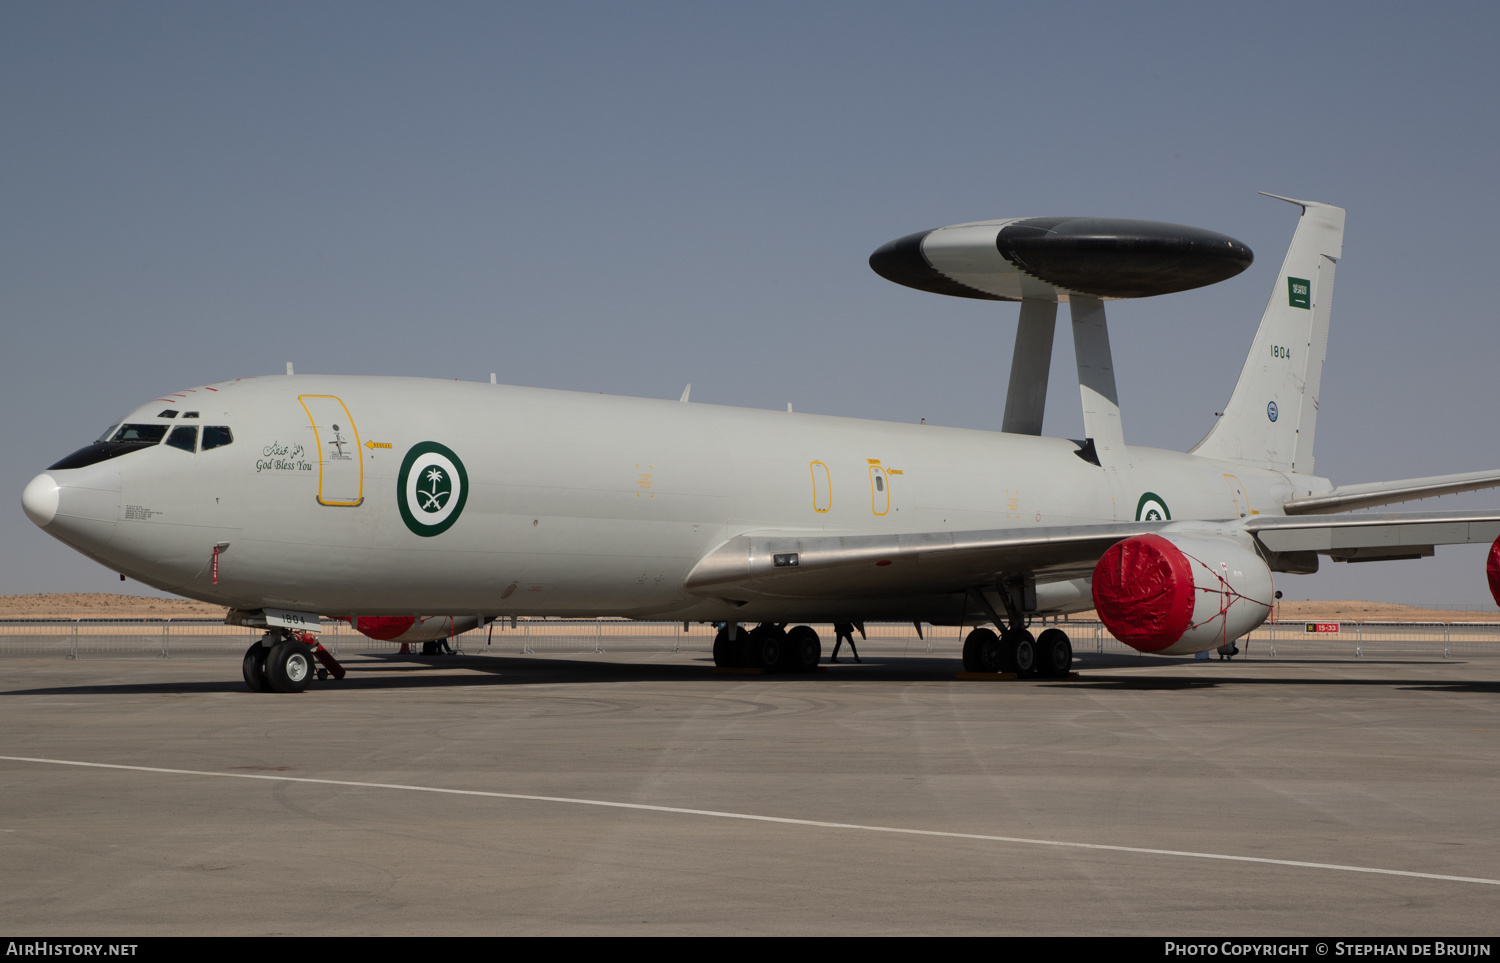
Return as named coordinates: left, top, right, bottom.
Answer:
left=22, top=194, right=1500, bottom=692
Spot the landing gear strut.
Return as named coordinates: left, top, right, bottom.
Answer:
left=960, top=604, right=1073, bottom=677
left=711, top=623, right=821, bottom=672
left=961, top=582, right=1073, bottom=678
left=784, top=625, right=822, bottom=672
left=962, top=626, right=1042, bottom=675
left=747, top=624, right=785, bottom=671
left=1009, top=630, right=1037, bottom=676
left=241, top=629, right=344, bottom=693
left=962, top=627, right=996, bottom=672
left=1035, top=627, right=1073, bottom=678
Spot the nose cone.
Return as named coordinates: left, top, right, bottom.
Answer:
left=22, top=473, right=60, bottom=528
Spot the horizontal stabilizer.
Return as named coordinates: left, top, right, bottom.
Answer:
left=1248, top=511, right=1500, bottom=561
left=1282, top=470, right=1500, bottom=514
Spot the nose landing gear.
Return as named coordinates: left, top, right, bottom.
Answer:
left=241, top=629, right=346, bottom=693
left=267, top=637, right=313, bottom=692
left=241, top=640, right=270, bottom=692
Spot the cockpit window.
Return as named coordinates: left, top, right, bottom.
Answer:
left=51, top=419, right=232, bottom=471
left=94, top=424, right=120, bottom=444
left=158, top=410, right=179, bottom=418
left=111, top=424, right=169, bottom=444
left=50, top=424, right=167, bottom=471
left=165, top=425, right=198, bottom=452
left=182, top=411, right=199, bottom=418
left=201, top=426, right=234, bottom=450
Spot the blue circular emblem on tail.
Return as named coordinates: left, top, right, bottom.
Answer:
left=1267, top=401, right=1279, bottom=422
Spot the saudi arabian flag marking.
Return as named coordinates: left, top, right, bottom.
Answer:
left=1136, top=492, right=1171, bottom=522
left=398, top=441, right=468, bottom=537
left=1287, top=277, right=1311, bottom=309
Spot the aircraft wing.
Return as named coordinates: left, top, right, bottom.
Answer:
left=684, top=511, right=1500, bottom=602
left=1247, top=511, right=1500, bottom=561
left=683, top=522, right=1168, bottom=600
left=1282, top=470, right=1500, bottom=514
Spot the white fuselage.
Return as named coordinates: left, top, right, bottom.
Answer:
left=33, top=375, right=1323, bottom=623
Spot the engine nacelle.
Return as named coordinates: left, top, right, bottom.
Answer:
left=1487, top=535, right=1500, bottom=608
left=1092, top=533, right=1273, bottom=655
left=340, top=615, right=485, bottom=644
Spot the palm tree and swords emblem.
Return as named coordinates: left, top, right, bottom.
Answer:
left=417, top=464, right=452, bottom=513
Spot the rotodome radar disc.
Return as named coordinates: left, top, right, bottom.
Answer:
left=870, top=216, right=1253, bottom=302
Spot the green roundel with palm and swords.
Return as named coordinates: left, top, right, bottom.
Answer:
left=397, top=441, right=469, bottom=537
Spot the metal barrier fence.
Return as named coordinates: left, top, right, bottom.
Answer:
left=1036, top=620, right=1500, bottom=660
left=0, top=618, right=1496, bottom=660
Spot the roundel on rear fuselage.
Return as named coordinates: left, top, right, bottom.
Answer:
left=397, top=441, right=468, bottom=537
left=1136, top=492, right=1171, bottom=522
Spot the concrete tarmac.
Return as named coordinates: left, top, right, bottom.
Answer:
left=1, top=648, right=1497, bottom=935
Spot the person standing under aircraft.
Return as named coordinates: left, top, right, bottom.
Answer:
left=830, top=622, right=862, bottom=663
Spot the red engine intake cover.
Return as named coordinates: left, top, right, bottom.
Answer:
left=1487, top=535, right=1500, bottom=608
left=1092, top=533, right=1196, bottom=652
left=344, top=615, right=417, bottom=641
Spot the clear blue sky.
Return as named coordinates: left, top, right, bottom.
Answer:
left=4, top=1, right=1498, bottom=606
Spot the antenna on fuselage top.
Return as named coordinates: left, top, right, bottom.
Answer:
left=680, top=384, right=691, bottom=403
left=286, top=362, right=294, bottom=376
left=868, top=213, right=1254, bottom=469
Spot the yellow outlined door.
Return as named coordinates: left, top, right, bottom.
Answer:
left=810, top=461, right=831, bottom=513
left=869, top=463, right=889, bottom=516
left=300, top=395, right=364, bottom=506
left=1223, top=474, right=1248, bottom=519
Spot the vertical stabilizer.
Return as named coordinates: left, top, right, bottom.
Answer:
left=1191, top=195, right=1344, bottom=474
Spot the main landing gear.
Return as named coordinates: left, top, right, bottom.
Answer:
left=712, top=623, right=822, bottom=673
left=961, top=625, right=1072, bottom=678
left=242, top=629, right=346, bottom=693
